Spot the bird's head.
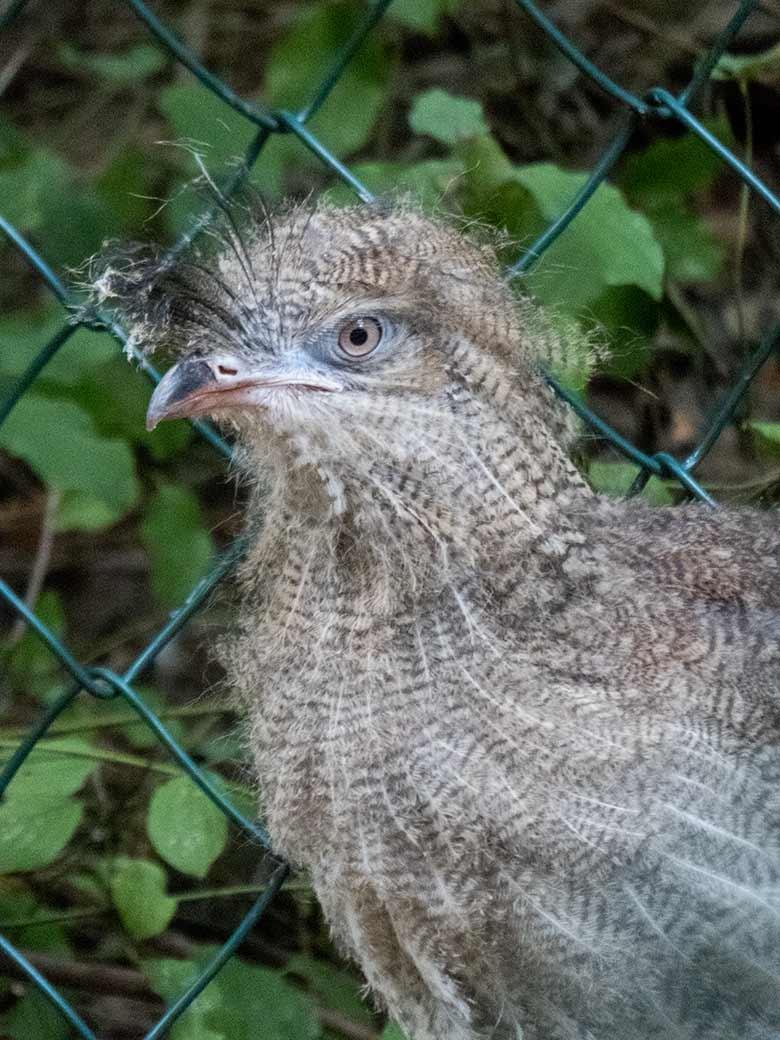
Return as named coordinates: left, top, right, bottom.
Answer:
left=95, top=200, right=587, bottom=533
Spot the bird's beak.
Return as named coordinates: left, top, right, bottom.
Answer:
left=145, top=354, right=339, bottom=431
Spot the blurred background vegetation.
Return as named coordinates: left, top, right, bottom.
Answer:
left=1, top=1, right=780, bottom=1037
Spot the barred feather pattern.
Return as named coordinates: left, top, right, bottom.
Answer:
left=108, top=201, right=780, bottom=1039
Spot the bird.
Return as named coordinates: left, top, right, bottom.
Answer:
left=97, top=198, right=780, bottom=1040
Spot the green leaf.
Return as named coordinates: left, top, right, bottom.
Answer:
left=73, top=355, right=192, bottom=458
left=0, top=307, right=116, bottom=386
left=0, top=393, right=139, bottom=521
left=328, top=158, right=464, bottom=206
left=408, top=89, right=489, bottom=145
left=515, top=164, right=664, bottom=310
left=0, top=121, right=122, bottom=266
left=141, top=483, right=215, bottom=609
left=213, top=958, right=320, bottom=1040
left=0, top=989, right=70, bottom=1040
left=37, top=174, right=122, bottom=271
left=0, top=739, right=96, bottom=872
left=159, top=83, right=256, bottom=174
left=713, top=42, right=780, bottom=84
left=620, top=121, right=730, bottom=204
left=143, top=956, right=224, bottom=1040
left=58, top=42, right=167, bottom=85
left=110, top=858, right=177, bottom=940
left=147, top=777, right=228, bottom=879
left=144, top=952, right=320, bottom=1040
left=0, top=739, right=96, bottom=804
left=96, top=146, right=159, bottom=232
left=0, top=149, right=71, bottom=230
left=0, top=882, right=72, bottom=954
left=643, top=202, right=725, bottom=284
left=266, top=1, right=391, bottom=161
left=161, top=3, right=391, bottom=206
left=0, top=798, right=83, bottom=874
left=585, top=286, right=660, bottom=380
left=588, top=462, right=674, bottom=505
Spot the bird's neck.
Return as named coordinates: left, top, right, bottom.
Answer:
left=241, top=406, right=594, bottom=623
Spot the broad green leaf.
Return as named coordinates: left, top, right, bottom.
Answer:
left=37, top=175, right=122, bottom=271
left=0, top=739, right=96, bottom=804
left=143, top=956, right=224, bottom=1040
left=328, top=158, right=464, bottom=206
left=73, top=355, right=192, bottom=458
left=643, top=202, right=725, bottom=284
left=0, top=797, right=83, bottom=874
left=161, top=0, right=393, bottom=207
left=144, top=952, right=320, bottom=1040
left=459, top=138, right=663, bottom=310
left=0, top=120, right=122, bottom=265
left=266, top=0, right=391, bottom=173
left=141, top=483, right=215, bottom=609
left=585, top=286, right=659, bottom=380
left=0, top=882, right=72, bottom=955
left=588, top=462, right=674, bottom=505
left=409, top=89, right=489, bottom=145
left=620, top=121, right=731, bottom=204
left=512, top=164, right=665, bottom=310
left=0, top=307, right=116, bottom=386
left=110, top=858, right=177, bottom=940
left=147, top=776, right=228, bottom=878
left=458, top=133, right=515, bottom=190
left=96, top=146, right=159, bottom=232
left=0, top=149, right=71, bottom=230
left=158, top=83, right=256, bottom=173
left=0, top=393, right=139, bottom=520
left=208, top=957, right=320, bottom=1040
left=0, top=989, right=70, bottom=1040
left=58, top=42, right=167, bottom=85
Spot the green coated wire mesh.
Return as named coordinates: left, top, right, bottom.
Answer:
left=1, top=0, right=779, bottom=1036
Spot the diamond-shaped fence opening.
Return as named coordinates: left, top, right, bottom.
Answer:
left=1, top=0, right=779, bottom=1037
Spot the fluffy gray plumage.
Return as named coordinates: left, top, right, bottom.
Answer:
left=103, top=200, right=780, bottom=1040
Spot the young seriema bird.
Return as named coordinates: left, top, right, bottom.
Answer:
left=101, top=201, right=780, bottom=1040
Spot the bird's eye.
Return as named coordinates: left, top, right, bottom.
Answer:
left=337, top=317, right=382, bottom=359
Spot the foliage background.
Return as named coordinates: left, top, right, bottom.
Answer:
left=2, top=1, right=780, bottom=1037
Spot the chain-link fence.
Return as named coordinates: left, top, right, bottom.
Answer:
left=1, top=0, right=779, bottom=1037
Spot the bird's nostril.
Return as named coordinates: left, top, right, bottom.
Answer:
left=218, top=364, right=238, bottom=376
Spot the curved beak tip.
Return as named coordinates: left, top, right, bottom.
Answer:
left=145, top=358, right=217, bottom=432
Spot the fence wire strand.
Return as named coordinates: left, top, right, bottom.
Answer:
left=1, top=0, right=778, bottom=1035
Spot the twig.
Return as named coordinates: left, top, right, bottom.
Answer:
left=8, top=487, right=61, bottom=646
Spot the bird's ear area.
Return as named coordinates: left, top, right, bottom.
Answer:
left=86, top=241, right=235, bottom=362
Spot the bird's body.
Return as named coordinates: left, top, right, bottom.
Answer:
left=109, top=201, right=780, bottom=1038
